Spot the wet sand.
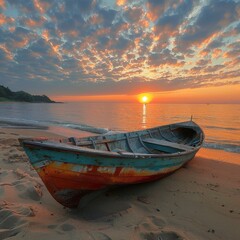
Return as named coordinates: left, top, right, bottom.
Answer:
left=0, top=127, right=239, bottom=240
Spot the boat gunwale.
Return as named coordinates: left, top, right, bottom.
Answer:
left=22, top=139, right=202, bottom=159
left=21, top=120, right=204, bottom=159
left=73, top=121, right=202, bottom=143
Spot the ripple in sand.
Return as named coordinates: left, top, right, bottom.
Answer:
left=76, top=231, right=111, bottom=240
left=80, top=201, right=131, bottom=221
left=0, top=170, right=8, bottom=178
left=139, top=216, right=166, bottom=231
left=16, top=182, right=43, bottom=201
left=0, top=205, right=31, bottom=240
left=0, top=139, right=17, bottom=146
left=141, top=231, right=185, bottom=240
left=59, top=223, right=76, bottom=232
left=53, top=222, right=111, bottom=240
left=6, top=153, right=28, bottom=163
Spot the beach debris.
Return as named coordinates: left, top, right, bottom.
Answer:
left=137, top=196, right=150, bottom=204
left=170, top=210, right=175, bottom=216
left=141, top=231, right=184, bottom=240
left=206, top=183, right=219, bottom=191
left=207, top=229, right=215, bottom=233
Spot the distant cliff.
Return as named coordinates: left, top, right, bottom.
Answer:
left=0, top=85, right=56, bottom=103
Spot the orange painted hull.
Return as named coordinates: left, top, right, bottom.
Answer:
left=35, top=161, right=186, bottom=208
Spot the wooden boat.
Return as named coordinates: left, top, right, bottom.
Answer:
left=19, top=121, right=204, bottom=208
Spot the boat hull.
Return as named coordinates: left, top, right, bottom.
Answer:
left=23, top=145, right=197, bottom=208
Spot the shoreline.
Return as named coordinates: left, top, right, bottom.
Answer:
left=0, top=127, right=239, bottom=240
left=0, top=117, right=239, bottom=154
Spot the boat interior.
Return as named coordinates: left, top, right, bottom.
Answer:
left=64, top=123, right=203, bottom=154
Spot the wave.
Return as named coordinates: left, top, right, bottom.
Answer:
left=45, top=120, right=109, bottom=134
left=0, top=117, right=109, bottom=134
left=203, top=142, right=240, bottom=153
left=204, top=125, right=240, bottom=131
left=0, top=117, right=48, bottom=129
left=59, top=123, right=109, bottom=134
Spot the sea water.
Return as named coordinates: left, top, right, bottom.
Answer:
left=0, top=102, right=239, bottom=153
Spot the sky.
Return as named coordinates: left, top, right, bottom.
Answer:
left=0, top=0, right=240, bottom=103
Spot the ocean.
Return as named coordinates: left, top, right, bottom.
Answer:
left=0, top=102, right=239, bottom=153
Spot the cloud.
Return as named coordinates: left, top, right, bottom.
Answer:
left=123, top=6, right=144, bottom=23
left=0, top=13, right=14, bottom=26
left=176, top=0, right=240, bottom=48
left=146, top=0, right=174, bottom=22
left=148, top=49, right=183, bottom=67
left=0, top=0, right=239, bottom=97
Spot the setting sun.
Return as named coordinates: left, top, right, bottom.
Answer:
left=138, top=93, right=153, bottom=104
left=142, top=96, right=148, bottom=103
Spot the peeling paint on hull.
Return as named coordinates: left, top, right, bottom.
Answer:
left=39, top=167, right=180, bottom=208
left=26, top=148, right=196, bottom=208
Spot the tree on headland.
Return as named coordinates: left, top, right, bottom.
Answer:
left=0, top=85, right=56, bottom=103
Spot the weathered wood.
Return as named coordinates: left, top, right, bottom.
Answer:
left=143, top=138, right=194, bottom=151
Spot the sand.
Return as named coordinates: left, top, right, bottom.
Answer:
left=0, top=127, right=239, bottom=240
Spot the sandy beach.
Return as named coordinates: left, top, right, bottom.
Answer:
left=0, top=127, right=239, bottom=240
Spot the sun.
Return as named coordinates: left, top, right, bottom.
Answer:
left=142, top=96, right=148, bottom=103
left=137, top=93, right=153, bottom=104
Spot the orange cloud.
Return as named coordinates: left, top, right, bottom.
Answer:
left=0, top=14, right=14, bottom=26
left=0, top=0, right=5, bottom=9
left=225, top=57, right=240, bottom=69
left=0, top=14, right=5, bottom=26
left=146, top=2, right=167, bottom=22
left=199, top=49, right=209, bottom=57
left=24, top=17, right=45, bottom=27
left=0, top=44, right=13, bottom=60
left=223, top=48, right=240, bottom=59
left=68, top=30, right=79, bottom=38
left=139, top=19, right=150, bottom=28
left=89, top=14, right=103, bottom=25
left=8, top=26, right=15, bottom=32
left=200, top=33, right=219, bottom=49
left=42, top=29, right=50, bottom=41
left=116, top=0, right=127, bottom=7
left=12, top=37, right=29, bottom=48
left=33, top=0, right=51, bottom=14
left=212, top=48, right=222, bottom=58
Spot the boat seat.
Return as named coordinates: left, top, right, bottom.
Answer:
left=142, top=138, right=194, bottom=153
left=112, top=148, right=132, bottom=155
left=68, top=137, right=77, bottom=145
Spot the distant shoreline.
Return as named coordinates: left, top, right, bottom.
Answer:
left=0, top=99, right=64, bottom=103
left=0, top=85, right=62, bottom=103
